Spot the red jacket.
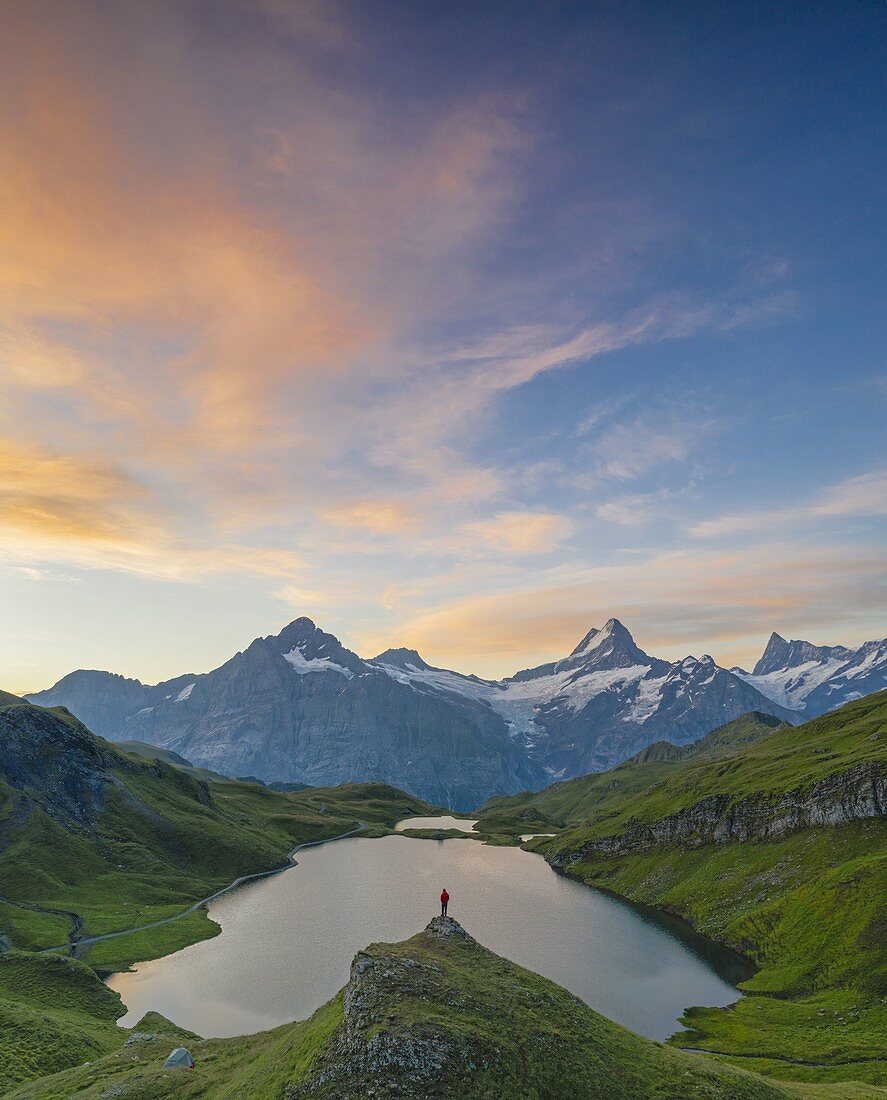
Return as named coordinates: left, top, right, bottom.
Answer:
left=440, top=890, right=449, bottom=903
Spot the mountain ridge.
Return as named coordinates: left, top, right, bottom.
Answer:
left=28, top=616, right=883, bottom=808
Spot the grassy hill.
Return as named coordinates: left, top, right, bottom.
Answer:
left=0, top=693, right=432, bottom=971
left=5, top=917, right=807, bottom=1100
left=477, top=696, right=887, bottom=1090
left=0, top=691, right=434, bottom=1091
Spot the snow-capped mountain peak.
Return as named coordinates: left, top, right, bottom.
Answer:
left=32, top=613, right=877, bottom=808
left=736, top=632, right=886, bottom=714
left=752, top=631, right=854, bottom=677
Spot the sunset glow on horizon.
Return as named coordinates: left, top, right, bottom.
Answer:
left=2, top=0, right=885, bottom=692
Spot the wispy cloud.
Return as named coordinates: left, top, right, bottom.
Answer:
left=690, top=471, right=887, bottom=538
left=595, top=487, right=688, bottom=526
left=366, top=541, right=886, bottom=677
left=457, top=511, right=574, bottom=556
left=592, top=411, right=715, bottom=481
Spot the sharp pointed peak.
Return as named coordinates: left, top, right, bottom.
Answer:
left=569, top=617, right=632, bottom=657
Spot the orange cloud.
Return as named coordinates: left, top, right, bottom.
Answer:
left=458, top=511, right=574, bottom=555
left=0, top=438, right=149, bottom=549
left=0, top=434, right=311, bottom=583
left=0, top=30, right=365, bottom=448
left=366, top=543, right=887, bottom=677
left=324, top=499, right=419, bottom=534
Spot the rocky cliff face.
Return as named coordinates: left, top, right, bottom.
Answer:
left=0, top=701, right=123, bottom=828
left=550, top=761, right=886, bottom=867
left=32, top=619, right=543, bottom=810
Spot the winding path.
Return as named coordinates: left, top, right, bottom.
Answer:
left=37, top=823, right=366, bottom=958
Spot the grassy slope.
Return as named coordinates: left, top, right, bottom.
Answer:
left=0, top=694, right=433, bottom=1093
left=0, top=953, right=124, bottom=1095
left=0, top=696, right=432, bottom=970
left=545, top=695, right=884, bottom=843
left=6, top=919, right=810, bottom=1100
left=488, top=695, right=887, bottom=1090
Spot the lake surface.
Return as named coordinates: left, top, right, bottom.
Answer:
left=108, top=826, right=749, bottom=1042
left=395, top=815, right=478, bottom=832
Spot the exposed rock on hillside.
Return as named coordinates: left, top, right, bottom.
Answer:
left=551, top=760, right=886, bottom=865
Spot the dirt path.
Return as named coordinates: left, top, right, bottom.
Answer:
left=36, top=822, right=366, bottom=958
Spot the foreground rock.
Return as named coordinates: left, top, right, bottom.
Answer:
left=285, top=916, right=787, bottom=1099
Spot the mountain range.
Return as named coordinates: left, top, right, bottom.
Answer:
left=27, top=617, right=885, bottom=809
left=732, top=630, right=887, bottom=716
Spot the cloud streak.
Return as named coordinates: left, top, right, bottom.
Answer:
left=690, top=472, right=887, bottom=538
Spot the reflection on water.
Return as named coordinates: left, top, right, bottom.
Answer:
left=108, top=832, right=747, bottom=1042
left=394, top=815, right=478, bottom=832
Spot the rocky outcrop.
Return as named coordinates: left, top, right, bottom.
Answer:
left=287, top=918, right=477, bottom=1099
left=283, top=915, right=789, bottom=1100
left=550, top=762, right=886, bottom=867
left=0, top=702, right=123, bottom=826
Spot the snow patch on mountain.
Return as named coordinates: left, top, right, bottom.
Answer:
left=735, top=658, right=846, bottom=710
left=621, top=673, right=667, bottom=723
left=284, top=645, right=354, bottom=679
left=370, top=660, right=495, bottom=702
left=175, top=683, right=195, bottom=702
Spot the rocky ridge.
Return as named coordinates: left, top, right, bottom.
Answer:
left=550, top=759, right=886, bottom=866
left=28, top=617, right=808, bottom=807
left=734, top=630, right=887, bottom=716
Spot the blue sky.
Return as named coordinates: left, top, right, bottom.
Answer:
left=1, top=0, right=884, bottom=690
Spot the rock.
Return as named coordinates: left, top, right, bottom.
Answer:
left=425, top=915, right=470, bottom=939
left=123, top=1031, right=154, bottom=1047
left=551, top=760, right=886, bottom=866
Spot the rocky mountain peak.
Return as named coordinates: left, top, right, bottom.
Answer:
left=270, top=617, right=363, bottom=669
left=753, top=632, right=793, bottom=675
left=273, top=616, right=321, bottom=649
left=570, top=617, right=625, bottom=656
left=753, top=631, right=853, bottom=676
left=564, top=617, right=652, bottom=673
left=372, top=647, right=429, bottom=671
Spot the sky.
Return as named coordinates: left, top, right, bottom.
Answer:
left=1, top=0, right=885, bottom=693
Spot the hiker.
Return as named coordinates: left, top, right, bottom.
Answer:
left=440, top=887, right=449, bottom=916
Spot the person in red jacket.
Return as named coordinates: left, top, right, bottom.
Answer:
left=440, top=887, right=449, bottom=916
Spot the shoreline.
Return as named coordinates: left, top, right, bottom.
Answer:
left=38, top=822, right=367, bottom=962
